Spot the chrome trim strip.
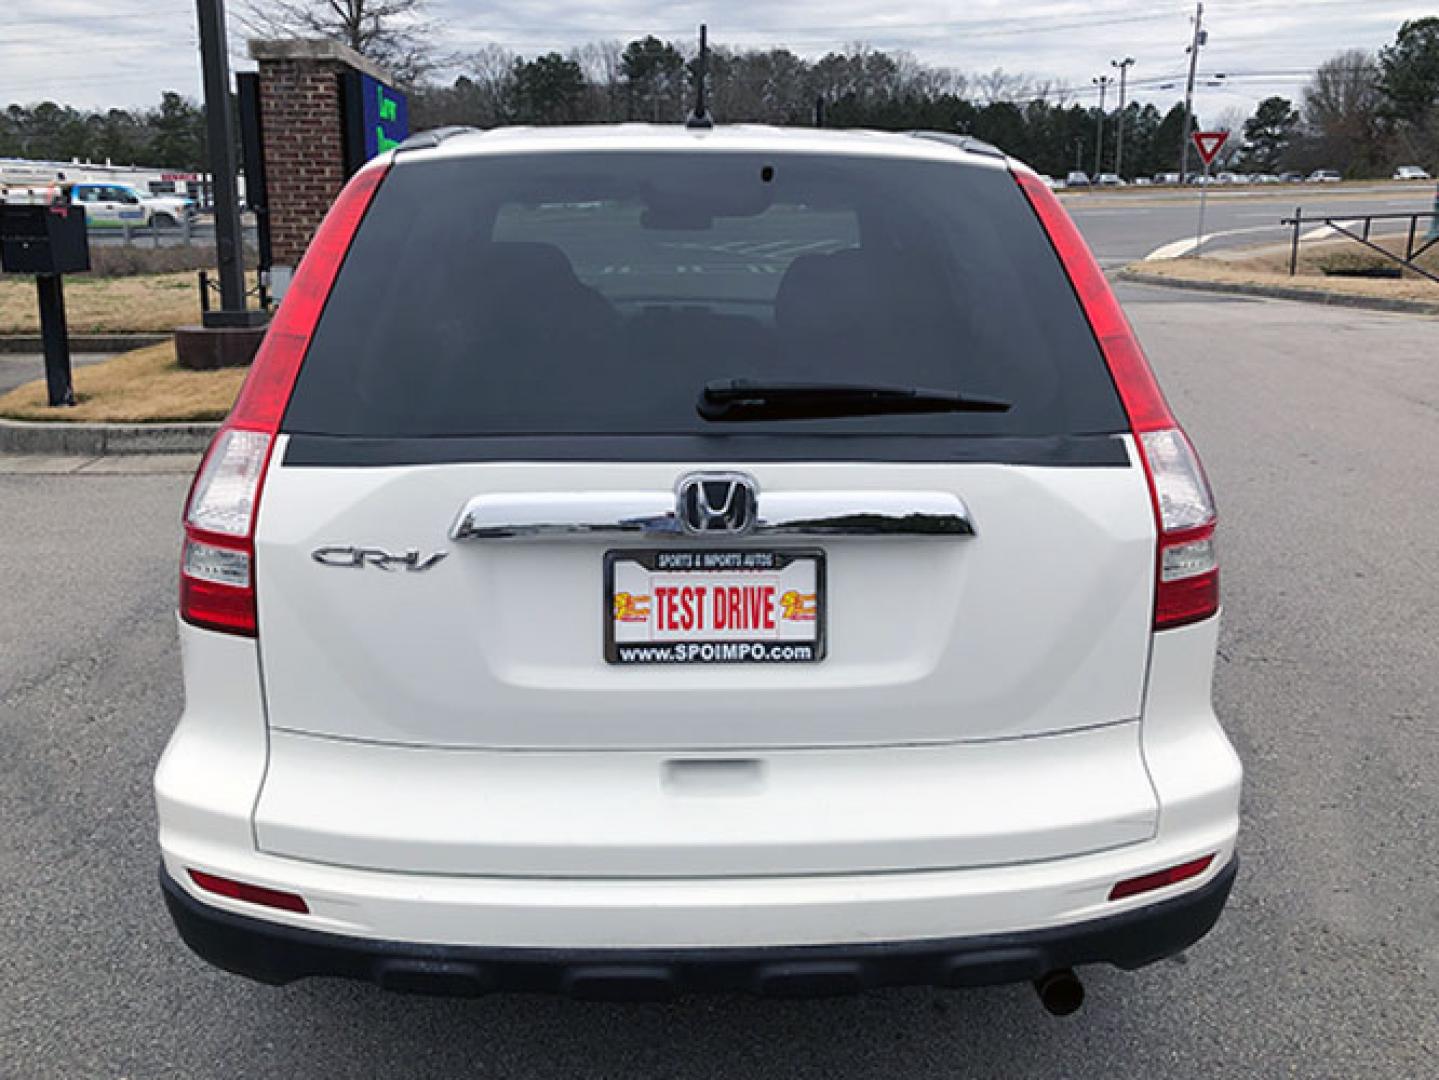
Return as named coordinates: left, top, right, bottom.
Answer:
left=451, top=492, right=680, bottom=540
left=760, top=492, right=974, bottom=537
left=452, top=491, right=973, bottom=540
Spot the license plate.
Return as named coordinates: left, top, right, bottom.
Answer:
left=605, top=549, right=825, bottom=664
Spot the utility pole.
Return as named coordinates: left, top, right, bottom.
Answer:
left=1111, top=57, right=1135, bottom=179
left=1092, top=75, right=1112, bottom=178
left=194, top=0, right=264, bottom=327
left=1179, top=2, right=1206, bottom=184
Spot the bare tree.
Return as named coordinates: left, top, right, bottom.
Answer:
left=976, top=68, right=1034, bottom=106
left=1209, top=105, right=1248, bottom=168
left=893, top=51, right=962, bottom=99
left=573, top=40, right=624, bottom=121
left=1303, top=49, right=1386, bottom=175
left=238, top=0, right=438, bottom=84
left=456, top=44, right=518, bottom=126
left=1029, top=80, right=1062, bottom=106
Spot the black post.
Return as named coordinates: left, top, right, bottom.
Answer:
left=237, top=73, right=272, bottom=282
left=1289, top=208, right=1301, bottom=276
left=195, top=0, right=263, bottom=327
left=36, top=274, right=75, bottom=406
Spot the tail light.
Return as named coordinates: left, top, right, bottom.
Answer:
left=181, top=429, right=271, bottom=635
left=179, top=164, right=388, bottom=636
left=1014, top=169, right=1218, bottom=630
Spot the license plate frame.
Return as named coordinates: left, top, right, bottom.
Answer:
left=604, top=548, right=827, bottom=665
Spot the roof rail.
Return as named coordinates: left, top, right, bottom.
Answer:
left=395, top=126, right=482, bottom=153
left=906, top=131, right=1005, bottom=159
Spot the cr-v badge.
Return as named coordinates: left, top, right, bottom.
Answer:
left=311, top=546, right=449, bottom=572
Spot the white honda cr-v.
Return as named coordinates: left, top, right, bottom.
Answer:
left=156, top=124, right=1241, bottom=1014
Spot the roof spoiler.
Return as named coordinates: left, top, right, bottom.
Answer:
left=395, top=126, right=482, bottom=153
left=905, top=132, right=1005, bottom=159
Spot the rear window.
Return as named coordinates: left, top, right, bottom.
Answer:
left=283, top=151, right=1126, bottom=439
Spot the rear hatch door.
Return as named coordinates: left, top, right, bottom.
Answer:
left=252, top=144, right=1159, bottom=874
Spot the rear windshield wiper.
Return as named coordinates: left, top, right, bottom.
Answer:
left=698, top=379, right=1011, bottom=422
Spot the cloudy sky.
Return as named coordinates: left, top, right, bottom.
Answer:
left=1, top=0, right=1432, bottom=121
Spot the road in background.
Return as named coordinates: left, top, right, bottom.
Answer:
left=1065, top=184, right=1437, bottom=267
left=1, top=284, right=1435, bottom=1078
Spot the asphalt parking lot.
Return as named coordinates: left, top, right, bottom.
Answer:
left=1, top=284, right=1436, bottom=1077
left=0, top=352, right=113, bottom=396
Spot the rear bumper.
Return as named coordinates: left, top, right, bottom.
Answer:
left=162, top=857, right=1237, bottom=998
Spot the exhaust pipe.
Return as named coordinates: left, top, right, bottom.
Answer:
left=1033, top=968, right=1084, bottom=1016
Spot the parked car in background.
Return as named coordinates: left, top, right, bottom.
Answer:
left=1096, top=172, right=1125, bottom=187
left=1306, top=169, right=1342, bottom=183
left=1064, top=170, right=1091, bottom=187
left=1279, top=171, right=1305, bottom=183
left=1214, top=172, right=1240, bottom=185
left=1254, top=174, right=1281, bottom=184
left=1038, top=174, right=1061, bottom=190
left=1153, top=172, right=1181, bottom=185
left=1131, top=176, right=1153, bottom=186
left=1392, top=165, right=1431, bottom=181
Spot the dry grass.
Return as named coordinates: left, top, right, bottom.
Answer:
left=1136, top=233, right=1439, bottom=305
left=0, top=270, right=260, bottom=334
left=0, top=341, right=243, bottom=422
left=0, top=271, right=196, bottom=334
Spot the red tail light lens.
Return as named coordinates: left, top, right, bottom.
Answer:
left=227, top=164, right=388, bottom=432
left=1014, top=169, right=1219, bottom=629
left=189, top=869, right=309, bottom=913
left=1140, top=428, right=1218, bottom=629
left=178, top=164, right=388, bottom=637
left=179, top=429, right=271, bottom=636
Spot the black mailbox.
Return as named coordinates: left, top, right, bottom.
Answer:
left=0, top=204, right=90, bottom=275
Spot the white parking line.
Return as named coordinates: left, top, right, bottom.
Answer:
left=742, top=240, right=802, bottom=253
left=770, top=239, right=846, bottom=256
left=659, top=238, right=851, bottom=259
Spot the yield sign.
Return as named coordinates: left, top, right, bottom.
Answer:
left=1192, top=130, right=1229, bottom=167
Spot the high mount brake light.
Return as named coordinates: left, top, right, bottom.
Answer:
left=179, top=164, right=388, bottom=637
left=1014, top=169, right=1218, bottom=630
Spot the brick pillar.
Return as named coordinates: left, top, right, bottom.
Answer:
left=248, top=39, right=394, bottom=284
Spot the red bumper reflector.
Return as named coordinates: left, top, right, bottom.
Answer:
left=1108, top=854, right=1215, bottom=901
left=189, top=869, right=309, bottom=914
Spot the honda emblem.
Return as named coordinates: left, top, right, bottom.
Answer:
left=676, top=473, right=759, bottom=535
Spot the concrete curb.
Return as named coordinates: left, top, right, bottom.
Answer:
left=0, top=334, right=169, bottom=354
left=1117, top=269, right=1439, bottom=316
left=0, top=417, right=217, bottom=455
